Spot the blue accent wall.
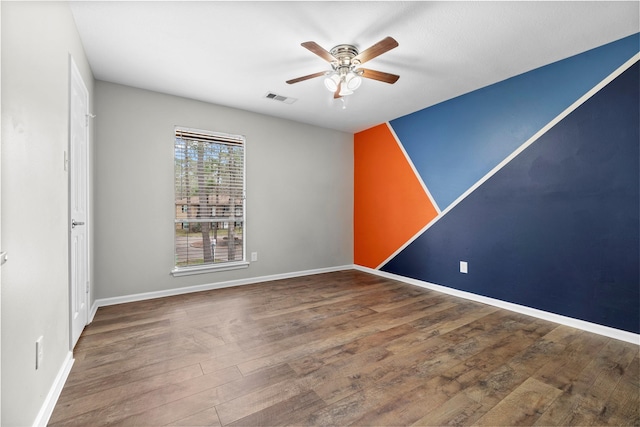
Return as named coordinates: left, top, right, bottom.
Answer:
left=382, top=60, right=639, bottom=333
left=390, top=33, right=640, bottom=211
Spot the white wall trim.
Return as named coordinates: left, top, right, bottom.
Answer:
left=89, top=299, right=99, bottom=324
left=37, top=264, right=638, bottom=426
left=385, top=122, right=441, bottom=214
left=375, top=54, right=640, bottom=272
left=354, top=265, right=640, bottom=345
left=91, top=264, right=640, bottom=345
left=93, top=265, right=353, bottom=309
left=171, top=261, right=250, bottom=277
left=32, top=351, right=74, bottom=427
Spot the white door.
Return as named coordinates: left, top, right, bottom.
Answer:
left=69, top=57, right=89, bottom=348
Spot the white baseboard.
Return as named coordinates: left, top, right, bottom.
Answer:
left=32, top=351, right=74, bottom=427
left=354, top=265, right=640, bottom=345
left=89, top=299, right=99, bottom=324
left=36, top=264, right=637, bottom=426
left=91, top=263, right=639, bottom=345
left=92, top=265, right=353, bottom=309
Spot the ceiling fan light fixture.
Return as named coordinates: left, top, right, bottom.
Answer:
left=338, top=86, right=354, bottom=97
left=324, top=73, right=340, bottom=92
left=288, top=37, right=399, bottom=101
left=345, top=72, right=362, bottom=91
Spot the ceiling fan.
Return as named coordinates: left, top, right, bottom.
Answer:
left=286, top=36, right=400, bottom=99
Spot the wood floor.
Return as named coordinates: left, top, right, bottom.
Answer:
left=50, top=270, right=639, bottom=426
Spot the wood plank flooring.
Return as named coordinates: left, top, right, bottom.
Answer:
left=49, top=270, right=639, bottom=426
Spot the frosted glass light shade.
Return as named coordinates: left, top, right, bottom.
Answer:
left=345, top=73, right=362, bottom=91
left=324, top=74, right=340, bottom=92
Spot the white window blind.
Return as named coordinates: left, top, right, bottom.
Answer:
left=173, top=127, right=246, bottom=274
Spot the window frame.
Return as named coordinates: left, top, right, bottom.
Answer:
left=171, top=126, right=248, bottom=277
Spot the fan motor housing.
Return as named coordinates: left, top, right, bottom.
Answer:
left=329, top=44, right=360, bottom=68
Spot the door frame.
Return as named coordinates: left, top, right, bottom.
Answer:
left=68, top=55, right=91, bottom=349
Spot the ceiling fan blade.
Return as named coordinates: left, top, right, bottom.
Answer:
left=286, top=71, right=327, bottom=85
left=354, top=37, right=398, bottom=64
left=358, top=68, right=400, bottom=84
left=301, top=41, right=335, bottom=63
left=334, top=81, right=342, bottom=99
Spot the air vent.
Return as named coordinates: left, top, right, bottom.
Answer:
left=264, top=92, right=297, bottom=104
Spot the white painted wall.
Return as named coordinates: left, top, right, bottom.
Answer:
left=1, top=2, right=94, bottom=426
left=94, top=81, right=353, bottom=299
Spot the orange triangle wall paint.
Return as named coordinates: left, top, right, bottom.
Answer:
left=354, top=123, right=438, bottom=269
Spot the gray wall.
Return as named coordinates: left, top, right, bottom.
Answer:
left=94, top=81, right=353, bottom=299
left=1, top=2, right=95, bottom=426
left=0, top=4, right=352, bottom=423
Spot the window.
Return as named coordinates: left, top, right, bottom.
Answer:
left=172, top=127, right=247, bottom=276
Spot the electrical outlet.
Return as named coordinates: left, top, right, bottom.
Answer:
left=36, top=336, right=44, bottom=370
left=251, top=252, right=258, bottom=262
left=460, top=261, right=468, bottom=274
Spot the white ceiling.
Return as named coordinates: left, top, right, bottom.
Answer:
left=69, top=1, right=639, bottom=134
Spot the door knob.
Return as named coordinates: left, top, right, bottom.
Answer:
left=71, top=220, right=85, bottom=228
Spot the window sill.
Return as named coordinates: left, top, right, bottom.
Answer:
left=171, top=261, right=249, bottom=277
